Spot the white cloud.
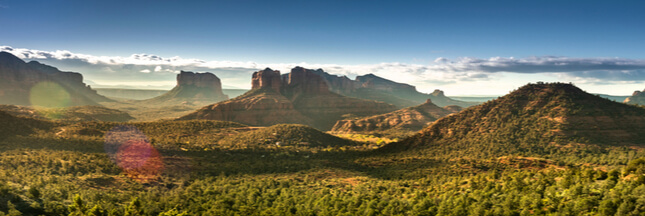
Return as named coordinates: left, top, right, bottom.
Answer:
left=3, top=45, right=645, bottom=95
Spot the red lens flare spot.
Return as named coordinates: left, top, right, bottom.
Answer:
left=105, top=125, right=164, bottom=182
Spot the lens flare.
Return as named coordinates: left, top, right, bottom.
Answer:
left=105, top=125, right=164, bottom=182
left=29, top=81, right=71, bottom=108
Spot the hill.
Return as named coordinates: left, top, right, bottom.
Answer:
left=0, top=110, right=53, bottom=140
left=310, top=69, right=478, bottom=108
left=0, top=110, right=34, bottom=140
left=179, top=67, right=397, bottom=130
left=218, top=124, right=359, bottom=148
left=331, top=99, right=460, bottom=133
left=385, top=82, right=645, bottom=159
left=0, top=105, right=134, bottom=122
left=0, top=51, right=111, bottom=107
left=180, top=88, right=314, bottom=126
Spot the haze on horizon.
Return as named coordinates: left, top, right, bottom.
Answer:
left=1, top=0, right=644, bottom=96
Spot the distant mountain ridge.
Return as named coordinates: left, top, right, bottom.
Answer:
left=179, top=67, right=397, bottom=130
left=310, top=69, right=478, bottom=108
left=385, top=82, right=645, bottom=158
left=0, top=51, right=111, bottom=106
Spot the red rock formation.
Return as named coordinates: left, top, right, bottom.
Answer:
left=146, top=71, right=228, bottom=104
left=178, top=71, right=222, bottom=88
left=180, top=66, right=397, bottom=130
left=282, top=67, right=330, bottom=99
left=252, top=68, right=282, bottom=93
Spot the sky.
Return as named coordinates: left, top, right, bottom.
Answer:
left=1, top=0, right=645, bottom=95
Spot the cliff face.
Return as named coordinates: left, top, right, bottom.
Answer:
left=147, top=71, right=228, bottom=104
left=252, top=68, right=282, bottom=93
left=624, top=90, right=645, bottom=105
left=282, top=67, right=331, bottom=99
left=0, top=51, right=111, bottom=107
left=179, top=67, right=397, bottom=130
left=178, top=71, right=223, bottom=89
left=331, top=99, right=460, bottom=133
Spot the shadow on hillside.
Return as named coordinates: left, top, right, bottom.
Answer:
left=173, top=148, right=446, bottom=180
left=0, top=135, right=445, bottom=180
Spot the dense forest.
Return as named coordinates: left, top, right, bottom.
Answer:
left=0, top=116, right=643, bottom=215
left=1, top=84, right=645, bottom=215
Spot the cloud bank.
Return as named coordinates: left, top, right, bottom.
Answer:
left=2, top=45, right=645, bottom=94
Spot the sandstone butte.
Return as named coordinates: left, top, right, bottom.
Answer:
left=146, top=71, right=229, bottom=105
left=179, top=67, right=398, bottom=130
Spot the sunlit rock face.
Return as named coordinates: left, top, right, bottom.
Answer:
left=0, top=51, right=111, bottom=107
left=281, top=67, right=331, bottom=99
left=251, top=68, right=282, bottom=93
left=624, top=89, right=645, bottom=105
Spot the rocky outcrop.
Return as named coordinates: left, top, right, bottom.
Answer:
left=146, top=71, right=228, bottom=104
left=0, top=51, right=111, bottom=107
left=179, top=67, right=397, bottom=130
left=282, top=67, right=330, bottom=99
left=178, top=71, right=223, bottom=89
left=624, top=90, right=645, bottom=105
left=431, top=90, right=445, bottom=97
left=252, top=68, right=282, bottom=92
left=331, top=99, right=459, bottom=133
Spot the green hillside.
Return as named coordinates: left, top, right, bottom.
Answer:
left=384, top=83, right=645, bottom=160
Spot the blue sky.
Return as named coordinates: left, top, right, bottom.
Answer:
left=1, top=0, right=645, bottom=95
